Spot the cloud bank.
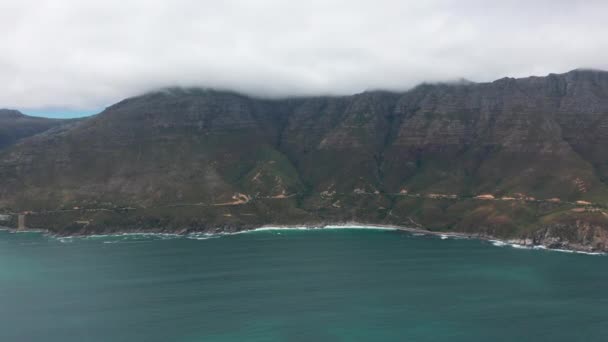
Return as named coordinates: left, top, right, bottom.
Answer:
left=2, top=0, right=608, bottom=113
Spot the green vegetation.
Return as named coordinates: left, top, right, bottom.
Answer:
left=2, top=69, right=608, bottom=251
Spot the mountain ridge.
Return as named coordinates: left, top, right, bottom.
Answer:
left=2, top=69, right=608, bottom=252
left=0, top=109, right=78, bottom=150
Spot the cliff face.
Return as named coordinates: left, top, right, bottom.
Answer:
left=1, top=70, right=608, bottom=251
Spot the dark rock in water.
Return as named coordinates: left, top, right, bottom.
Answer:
left=2, top=70, right=608, bottom=251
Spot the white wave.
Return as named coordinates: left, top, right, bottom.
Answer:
left=576, top=251, right=605, bottom=256
left=511, top=244, right=531, bottom=249
left=186, top=232, right=221, bottom=240
left=48, top=224, right=402, bottom=242
left=245, top=226, right=315, bottom=232
left=490, top=240, right=507, bottom=247
left=487, top=239, right=605, bottom=256
left=441, top=234, right=469, bottom=240
left=227, top=226, right=320, bottom=236
left=231, top=225, right=398, bottom=235
left=544, top=247, right=605, bottom=256
left=44, top=226, right=607, bottom=255
left=322, top=224, right=398, bottom=231
left=51, top=232, right=183, bottom=244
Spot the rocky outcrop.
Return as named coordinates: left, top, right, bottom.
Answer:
left=533, top=220, right=608, bottom=252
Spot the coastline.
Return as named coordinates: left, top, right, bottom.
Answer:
left=4, top=222, right=605, bottom=256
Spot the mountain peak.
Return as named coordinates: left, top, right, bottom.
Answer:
left=0, top=109, right=24, bottom=119
left=566, top=67, right=608, bottom=74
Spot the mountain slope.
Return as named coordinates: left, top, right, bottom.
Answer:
left=0, top=109, right=74, bottom=150
left=2, top=70, right=608, bottom=251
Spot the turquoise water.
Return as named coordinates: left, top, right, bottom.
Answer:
left=1, top=228, right=607, bottom=342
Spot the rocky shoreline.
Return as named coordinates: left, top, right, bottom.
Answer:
left=4, top=222, right=605, bottom=255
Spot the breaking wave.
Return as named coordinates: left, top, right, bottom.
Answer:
left=56, top=232, right=182, bottom=244
left=488, top=239, right=604, bottom=256
left=51, top=225, right=398, bottom=244
left=42, top=225, right=606, bottom=255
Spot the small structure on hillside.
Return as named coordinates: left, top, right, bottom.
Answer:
left=17, top=214, right=26, bottom=230
left=576, top=200, right=592, bottom=206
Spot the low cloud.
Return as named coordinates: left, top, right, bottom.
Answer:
left=2, top=0, right=608, bottom=112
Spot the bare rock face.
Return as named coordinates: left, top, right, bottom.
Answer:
left=2, top=70, right=608, bottom=251
left=534, top=220, right=608, bottom=252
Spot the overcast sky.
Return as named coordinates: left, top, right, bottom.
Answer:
left=2, top=0, right=608, bottom=117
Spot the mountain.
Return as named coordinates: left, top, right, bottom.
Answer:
left=0, top=109, right=76, bottom=150
left=2, top=69, right=608, bottom=251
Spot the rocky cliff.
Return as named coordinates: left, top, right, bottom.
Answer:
left=1, top=69, right=608, bottom=251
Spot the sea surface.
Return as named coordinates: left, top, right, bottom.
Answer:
left=1, top=227, right=607, bottom=342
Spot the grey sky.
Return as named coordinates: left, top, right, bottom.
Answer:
left=2, top=0, right=608, bottom=115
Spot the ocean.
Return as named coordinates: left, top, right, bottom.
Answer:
left=1, top=227, right=607, bottom=341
